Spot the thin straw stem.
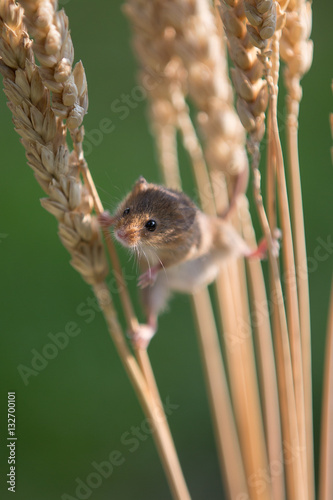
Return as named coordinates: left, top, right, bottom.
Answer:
left=216, top=264, right=271, bottom=500
left=154, top=124, right=181, bottom=190
left=270, top=33, right=308, bottom=496
left=319, top=280, right=333, bottom=500
left=286, top=93, right=314, bottom=499
left=192, top=289, right=249, bottom=500
left=248, top=36, right=307, bottom=499
left=266, top=106, right=277, bottom=231
left=93, top=282, right=191, bottom=500
left=200, top=150, right=271, bottom=498
left=274, top=116, right=308, bottom=494
left=171, top=87, right=215, bottom=216
left=250, top=136, right=305, bottom=500
left=240, top=198, right=286, bottom=500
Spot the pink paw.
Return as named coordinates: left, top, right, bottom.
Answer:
left=138, top=267, right=158, bottom=289
left=249, top=229, right=281, bottom=260
left=129, top=324, right=156, bottom=350
left=98, top=211, right=115, bottom=228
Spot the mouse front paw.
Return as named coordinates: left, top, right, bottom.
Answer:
left=138, top=266, right=159, bottom=289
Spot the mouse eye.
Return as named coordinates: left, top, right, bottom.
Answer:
left=123, top=208, right=130, bottom=216
left=145, top=220, right=157, bottom=232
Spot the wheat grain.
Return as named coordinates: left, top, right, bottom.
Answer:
left=280, top=0, right=313, bottom=113
left=0, top=0, right=107, bottom=285
left=19, top=0, right=87, bottom=130
left=165, top=0, right=249, bottom=210
left=218, top=0, right=268, bottom=151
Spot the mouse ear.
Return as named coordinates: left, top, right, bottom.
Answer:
left=133, top=176, right=148, bottom=195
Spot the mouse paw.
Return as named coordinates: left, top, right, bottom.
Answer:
left=138, top=266, right=159, bottom=289
left=128, top=324, right=156, bottom=350
left=98, top=211, right=115, bottom=228
left=249, top=228, right=282, bottom=260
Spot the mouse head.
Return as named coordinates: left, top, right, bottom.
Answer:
left=112, top=177, right=197, bottom=249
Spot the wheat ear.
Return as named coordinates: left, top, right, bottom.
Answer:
left=165, top=0, right=249, bottom=210
left=281, top=3, right=315, bottom=497
left=19, top=0, right=87, bottom=129
left=0, top=2, right=191, bottom=498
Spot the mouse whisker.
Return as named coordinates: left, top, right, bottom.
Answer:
left=140, top=247, right=151, bottom=275
left=132, top=245, right=141, bottom=274
left=150, top=248, right=169, bottom=284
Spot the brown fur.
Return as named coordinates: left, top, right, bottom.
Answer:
left=112, top=177, right=202, bottom=267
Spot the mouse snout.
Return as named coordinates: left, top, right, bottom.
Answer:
left=115, top=228, right=138, bottom=246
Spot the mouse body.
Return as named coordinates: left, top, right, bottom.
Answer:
left=99, top=177, right=277, bottom=348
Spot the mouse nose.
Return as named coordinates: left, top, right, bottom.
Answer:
left=116, top=229, right=127, bottom=240
left=115, top=228, right=136, bottom=247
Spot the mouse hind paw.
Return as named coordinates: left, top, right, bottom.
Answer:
left=248, top=228, right=282, bottom=260
left=128, top=323, right=156, bottom=350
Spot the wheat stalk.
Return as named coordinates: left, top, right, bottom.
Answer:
left=0, top=2, right=190, bottom=498
left=238, top=195, right=285, bottom=500
left=247, top=4, right=314, bottom=498
left=319, top=280, right=333, bottom=500
left=219, top=1, right=311, bottom=498
left=280, top=3, right=315, bottom=497
left=269, top=29, right=308, bottom=500
left=217, top=1, right=296, bottom=498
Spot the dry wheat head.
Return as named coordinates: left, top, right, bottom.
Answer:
left=0, top=0, right=108, bottom=285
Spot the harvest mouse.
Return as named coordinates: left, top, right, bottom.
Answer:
left=99, top=177, right=280, bottom=349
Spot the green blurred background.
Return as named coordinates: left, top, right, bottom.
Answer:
left=0, top=1, right=332, bottom=499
